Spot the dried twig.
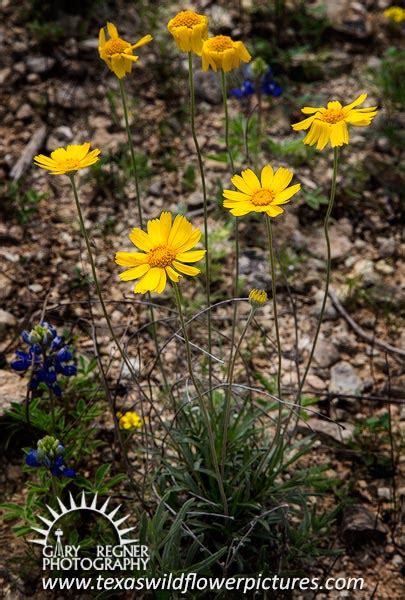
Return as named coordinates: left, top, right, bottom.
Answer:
left=10, top=125, right=47, bottom=181
left=328, top=287, right=405, bottom=359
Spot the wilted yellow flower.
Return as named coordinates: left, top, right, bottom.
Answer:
left=99, top=22, right=153, bottom=79
left=249, top=289, right=268, bottom=306
left=34, top=143, right=100, bottom=175
left=117, top=411, right=143, bottom=430
left=201, top=35, right=251, bottom=72
left=383, top=6, right=405, bottom=22
left=223, top=165, right=300, bottom=217
left=115, top=212, right=206, bottom=294
left=291, top=93, right=378, bottom=151
left=167, top=10, right=208, bottom=54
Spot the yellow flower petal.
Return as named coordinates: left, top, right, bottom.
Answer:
left=223, top=189, right=250, bottom=202
left=272, top=167, right=294, bottom=193
left=119, top=264, right=150, bottom=281
left=115, top=251, right=148, bottom=266
left=260, top=165, right=274, bottom=188
left=166, top=265, right=181, bottom=282
left=176, top=250, right=206, bottom=263
left=107, top=22, right=119, bottom=39
left=172, top=261, right=200, bottom=276
left=273, top=183, right=301, bottom=205
left=129, top=228, right=154, bottom=251
left=241, top=168, right=261, bottom=191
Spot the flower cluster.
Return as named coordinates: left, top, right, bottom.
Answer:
left=231, top=61, right=282, bottom=99
left=117, top=411, right=143, bottom=430
left=383, top=6, right=405, bottom=23
left=25, top=436, right=76, bottom=478
left=11, top=322, right=77, bottom=397
left=167, top=10, right=251, bottom=72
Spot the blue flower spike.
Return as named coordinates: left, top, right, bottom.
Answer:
left=25, top=436, right=76, bottom=478
left=230, top=57, right=283, bottom=100
left=11, top=322, right=76, bottom=397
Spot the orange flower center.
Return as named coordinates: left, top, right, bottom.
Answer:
left=251, top=189, right=275, bottom=206
left=171, top=10, right=203, bottom=28
left=104, top=38, right=130, bottom=56
left=148, top=245, right=177, bottom=268
left=206, top=35, right=233, bottom=52
left=321, top=108, right=345, bottom=124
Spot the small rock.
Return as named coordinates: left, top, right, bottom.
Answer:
left=377, top=237, right=396, bottom=258
left=377, top=487, right=392, bottom=501
left=306, top=374, right=326, bottom=390
left=313, top=337, right=340, bottom=368
left=194, top=69, right=222, bottom=104
left=16, top=103, right=33, bottom=120
left=27, top=56, right=56, bottom=74
left=351, top=258, right=379, bottom=286
left=341, top=504, right=387, bottom=547
left=28, top=283, right=43, bottom=293
left=392, top=554, right=403, bottom=567
left=375, top=259, right=394, bottom=275
left=311, top=289, right=338, bottom=320
left=0, top=369, right=28, bottom=415
left=306, top=418, right=354, bottom=444
left=121, top=358, right=140, bottom=380
left=0, top=309, right=17, bottom=333
left=0, top=67, right=11, bottom=85
left=330, top=361, right=364, bottom=396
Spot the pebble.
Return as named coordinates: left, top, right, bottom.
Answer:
left=0, top=309, right=17, bottom=332
left=377, top=487, right=392, bottom=501
left=28, top=283, right=43, bottom=293
left=375, top=259, right=394, bottom=275
left=26, top=56, right=56, bottom=74
left=329, top=361, right=364, bottom=396
left=313, top=337, right=340, bottom=368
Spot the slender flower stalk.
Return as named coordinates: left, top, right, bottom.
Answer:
left=289, top=148, right=340, bottom=421
left=118, top=79, right=143, bottom=226
left=172, top=282, right=228, bottom=514
left=118, top=79, right=172, bottom=399
left=220, top=304, right=256, bottom=478
left=220, top=69, right=240, bottom=375
left=69, top=174, right=148, bottom=424
left=265, top=215, right=282, bottom=416
left=188, top=52, right=213, bottom=404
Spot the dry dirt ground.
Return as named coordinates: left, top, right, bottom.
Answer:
left=0, top=0, right=404, bottom=598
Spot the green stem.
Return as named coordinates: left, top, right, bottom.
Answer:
left=266, top=216, right=282, bottom=401
left=172, top=282, right=228, bottom=514
left=221, top=307, right=255, bottom=478
left=188, top=52, right=212, bottom=406
left=220, top=69, right=240, bottom=380
left=118, top=78, right=172, bottom=402
left=291, top=147, right=339, bottom=416
left=69, top=174, right=148, bottom=431
left=118, top=78, right=142, bottom=227
left=49, top=388, right=56, bottom=434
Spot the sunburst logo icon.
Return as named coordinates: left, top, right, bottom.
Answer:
left=29, top=492, right=138, bottom=548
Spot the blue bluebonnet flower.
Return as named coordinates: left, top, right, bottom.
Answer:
left=25, top=436, right=76, bottom=478
left=230, top=58, right=283, bottom=99
left=11, top=322, right=76, bottom=397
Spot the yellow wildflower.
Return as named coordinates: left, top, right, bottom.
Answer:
left=291, top=93, right=378, bottom=151
left=115, top=212, right=206, bottom=294
left=98, top=22, right=153, bottom=79
left=201, top=35, right=251, bottom=72
left=167, top=10, right=208, bottom=55
left=33, top=143, right=100, bottom=175
left=117, top=411, right=143, bottom=430
left=383, top=6, right=405, bottom=22
left=249, top=289, right=268, bottom=306
left=223, top=165, right=300, bottom=217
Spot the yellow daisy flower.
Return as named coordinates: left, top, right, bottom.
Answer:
left=223, top=165, right=301, bottom=217
left=115, top=212, right=206, bottom=294
left=291, top=93, right=378, bottom=151
left=167, top=10, right=208, bottom=55
left=384, top=6, right=405, bottom=23
left=33, top=143, right=100, bottom=175
left=117, top=411, right=143, bottom=430
left=201, top=35, right=251, bottom=72
left=249, top=288, right=268, bottom=306
left=98, top=22, right=153, bottom=79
